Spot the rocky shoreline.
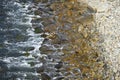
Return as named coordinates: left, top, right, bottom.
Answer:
left=29, top=0, right=108, bottom=80
left=16, top=0, right=120, bottom=79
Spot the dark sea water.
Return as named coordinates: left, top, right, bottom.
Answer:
left=0, top=0, right=44, bottom=79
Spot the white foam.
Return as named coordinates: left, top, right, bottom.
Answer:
left=2, top=1, right=44, bottom=79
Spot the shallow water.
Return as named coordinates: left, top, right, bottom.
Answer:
left=0, top=0, right=44, bottom=80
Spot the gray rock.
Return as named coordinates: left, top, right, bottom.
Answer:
left=23, top=47, right=35, bottom=51
left=39, top=45, right=56, bottom=54
left=55, top=61, right=63, bottom=69
left=41, top=72, right=51, bottom=80
left=36, top=66, right=44, bottom=73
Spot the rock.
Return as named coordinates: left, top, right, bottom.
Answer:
left=23, top=47, right=35, bottom=51
left=41, top=72, right=51, bottom=80
left=36, top=66, right=44, bottom=73
left=31, top=18, right=42, bottom=23
left=34, top=27, right=43, bottom=33
left=39, top=45, right=56, bottom=54
left=34, top=10, right=42, bottom=15
left=55, top=61, right=63, bottom=69
left=42, top=38, right=51, bottom=44
left=46, top=33, right=68, bottom=44
left=28, top=62, right=35, bottom=66
left=41, top=33, right=48, bottom=38
left=34, top=0, right=48, bottom=3
left=57, top=33, right=68, bottom=43
left=24, top=52, right=30, bottom=57
left=54, top=76, right=64, bottom=80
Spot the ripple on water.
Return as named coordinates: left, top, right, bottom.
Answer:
left=0, top=0, right=44, bottom=79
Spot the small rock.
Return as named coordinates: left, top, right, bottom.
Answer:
left=34, top=10, right=42, bottom=15
left=41, top=72, right=51, bottom=80
left=31, top=18, right=42, bottom=23
left=23, top=47, right=35, bottom=51
left=42, top=38, right=51, bottom=44
left=24, top=52, right=30, bottom=57
left=34, top=27, right=43, bottom=33
left=41, top=33, right=48, bottom=38
left=39, top=45, right=56, bottom=54
left=57, top=33, right=68, bottom=42
left=36, top=66, right=44, bottom=73
left=55, top=61, right=63, bottom=69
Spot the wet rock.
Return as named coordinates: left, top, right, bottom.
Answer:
left=39, top=45, right=56, bottom=54
left=33, top=0, right=48, bottom=3
left=46, top=33, right=69, bottom=44
left=44, top=24, right=57, bottom=33
left=31, top=18, right=42, bottom=23
left=62, top=45, right=73, bottom=54
left=42, top=38, right=51, bottom=44
left=23, top=47, right=35, bottom=51
left=57, top=33, right=68, bottom=43
left=41, top=72, right=51, bottom=80
left=36, top=66, right=44, bottom=73
left=42, top=19, right=55, bottom=27
left=28, top=62, right=35, bottom=66
left=55, top=61, right=63, bottom=69
left=38, top=7, right=53, bottom=15
left=34, top=10, right=42, bottom=15
left=54, top=76, right=64, bottom=80
left=41, top=33, right=48, bottom=38
left=34, top=27, right=43, bottom=33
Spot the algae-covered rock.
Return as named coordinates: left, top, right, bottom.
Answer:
left=39, top=45, right=56, bottom=54
left=34, top=27, right=43, bottom=33
left=24, top=52, right=30, bottom=57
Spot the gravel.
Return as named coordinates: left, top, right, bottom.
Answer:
left=84, top=0, right=120, bottom=79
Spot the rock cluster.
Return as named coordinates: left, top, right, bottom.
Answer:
left=31, top=0, right=106, bottom=79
